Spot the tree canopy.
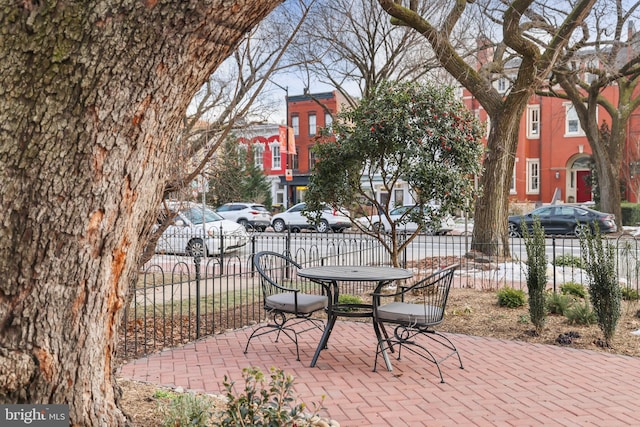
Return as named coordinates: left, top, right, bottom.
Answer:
left=305, top=80, right=484, bottom=265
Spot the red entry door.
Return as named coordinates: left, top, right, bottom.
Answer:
left=576, top=170, right=592, bottom=203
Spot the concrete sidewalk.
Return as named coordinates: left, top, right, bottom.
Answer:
left=119, top=320, right=640, bottom=426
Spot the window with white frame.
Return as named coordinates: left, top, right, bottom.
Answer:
left=526, top=158, right=540, bottom=194
left=565, top=103, right=583, bottom=136
left=271, top=144, right=281, bottom=169
left=253, top=145, right=264, bottom=170
left=291, top=116, right=299, bottom=136
left=497, top=77, right=507, bottom=93
left=526, top=105, right=540, bottom=139
left=309, top=146, right=317, bottom=169
left=510, top=158, right=518, bottom=194
left=308, top=113, right=316, bottom=136
left=324, top=112, right=333, bottom=130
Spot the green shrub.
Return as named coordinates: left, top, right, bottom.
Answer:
left=338, top=294, right=362, bottom=305
left=621, top=286, right=640, bottom=301
left=565, top=300, right=597, bottom=325
left=216, top=367, right=325, bottom=426
left=621, top=202, right=640, bottom=226
left=158, top=392, right=212, bottom=427
left=497, top=287, right=526, bottom=308
left=560, top=282, right=587, bottom=299
left=522, top=216, right=547, bottom=332
left=553, top=254, right=584, bottom=269
left=545, top=292, right=571, bottom=315
left=580, top=226, right=622, bottom=346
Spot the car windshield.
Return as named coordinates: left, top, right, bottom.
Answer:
left=181, top=207, right=223, bottom=225
left=389, top=206, right=410, bottom=215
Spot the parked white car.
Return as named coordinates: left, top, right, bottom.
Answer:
left=355, top=205, right=455, bottom=235
left=154, top=202, right=249, bottom=257
left=215, top=202, right=272, bottom=231
left=271, top=202, right=352, bottom=233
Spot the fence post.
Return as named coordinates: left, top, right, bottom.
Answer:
left=250, top=235, right=256, bottom=277
left=219, top=224, right=224, bottom=267
left=552, top=236, right=557, bottom=293
left=194, top=253, right=201, bottom=338
left=285, top=227, right=292, bottom=258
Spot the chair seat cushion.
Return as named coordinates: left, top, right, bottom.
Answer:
left=266, top=293, right=328, bottom=314
left=376, top=302, right=442, bottom=324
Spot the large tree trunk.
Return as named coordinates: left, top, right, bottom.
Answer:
left=0, top=1, right=280, bottom=425
left=593, top=90, right=630, bottom=228
left=471, top=101, right=528, bottom=258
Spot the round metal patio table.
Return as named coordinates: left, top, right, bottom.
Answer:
left=297, top=265, right=413, bottom=369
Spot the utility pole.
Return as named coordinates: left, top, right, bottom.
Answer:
left=272, top=81, right=292, bottom=207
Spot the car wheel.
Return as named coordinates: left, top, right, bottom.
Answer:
left=372, top=222, right=385, bottom=233
left=574, top=223, right=590, bottom=237
left=272, top=219, right=286, bottom=233
left=316, top=220, right=330, bottom=233
left=508, top=223, right=521, bottom=237
left=238, top=219, right=249, bottom=229
left=186, top=238, right=208, bottom=257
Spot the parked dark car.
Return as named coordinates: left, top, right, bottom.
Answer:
left=508, top=205, right=617, bottom=237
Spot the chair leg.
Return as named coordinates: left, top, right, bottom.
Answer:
left=379, top=328, right=463, bottom=383
left=425, top=330, right=464, bottom=370
left=244, top=324, right=301, bottom=361
left=244, top=315, right=325, bottom=362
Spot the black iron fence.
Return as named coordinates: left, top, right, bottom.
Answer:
left=118, top=230, right=640, bottom=360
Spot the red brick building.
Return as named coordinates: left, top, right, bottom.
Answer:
left=463, top=70, right=640, bottom=206
left=236, top=91, right=346, bottom=208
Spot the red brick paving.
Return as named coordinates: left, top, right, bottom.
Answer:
left=118, top=320, right=640, bottom=426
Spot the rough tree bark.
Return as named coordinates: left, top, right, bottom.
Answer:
left=0, top=1, right=281, bottom=425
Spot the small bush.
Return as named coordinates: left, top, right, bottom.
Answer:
left=158, top=392, right=212, bottom=427
left=497, top=287, right=526, bottom=308
left=565, top=300, right=597, bottom=325
left=621, top=202, right=640, bottom=226
left=338, top=294, right=362, bottom=305
left=545, top=292, right=572, bottom=315
left=560, top=282, right=587, bottom=299
left=554, top=254, right=584, bottom=269
left=522, top=216, right=547, bottom=332
left=216, top=366, right=325, bottom=426
left=621, top=286, right=640, bottom=301
left=580, top=225, right=622, bottom=345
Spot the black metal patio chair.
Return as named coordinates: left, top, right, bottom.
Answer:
left=244, top=251, right=329, bottom=361
left=372, top=264, right=463, bottom=383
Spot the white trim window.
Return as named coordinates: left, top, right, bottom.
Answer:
left=271, top=143, right=281, bottom=169
left=324, top=112, right=333, bottom=130
left=526, top=105, right=540, bottom=139
left=526, top=158, right=540, bottom=194
left=564, top=103, right=584, bottom=136
left=308, top=113, right=317, bottom=136
left=291, top=116, right=299, bottom=136
left=497, top=77, right=507, bottom=93
left=510, top=158, right=518, bottom=194
left=253, top=144, right=264, bottom=170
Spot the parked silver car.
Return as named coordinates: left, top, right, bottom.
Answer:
left=154, top=202, right=249, bottom=257
left=271, top=202, right=352, bottom=233
left=355, top=205, right=455, bottom=235
left=215, top=202, right=272, bottom=231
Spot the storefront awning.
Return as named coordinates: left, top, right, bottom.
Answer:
left=279, top=175, right=310, bottom=186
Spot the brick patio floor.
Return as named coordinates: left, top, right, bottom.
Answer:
left=118, top=320, right=640, bottom=426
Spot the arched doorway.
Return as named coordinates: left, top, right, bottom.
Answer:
left=566, top=155, right=592, bottom=203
